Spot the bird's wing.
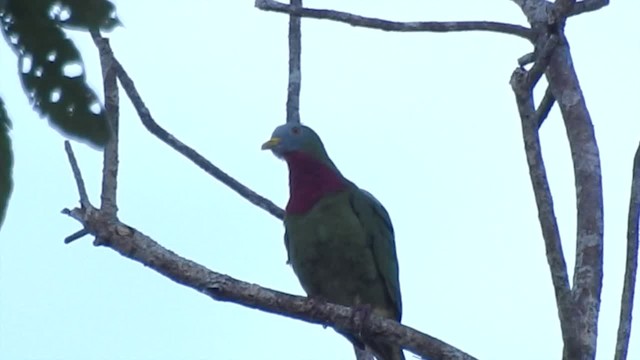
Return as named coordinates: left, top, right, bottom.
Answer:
left=349, top=188, right=402, bottom=320
left=284, top=228, right=291, bottom=264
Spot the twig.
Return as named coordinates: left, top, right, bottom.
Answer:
left=91, top=31, right=120, bottom=217
left=535, top=86, right=555, bottom=129
left=63, top=228, right=90, bottom=244
left=510, top=67, right=574, bottom=353
left=61, top=203, right=478, bottom=360
left=286, top=0, right=302, bottom=124
left=64, top=141, right=90, bottom=209
left=256, top=0, right=534, bottom=41
left=87, top=40, right=284, bottom=220
left=615, top=142, right=640, bottom=360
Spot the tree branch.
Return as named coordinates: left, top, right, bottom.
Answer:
left=91, top=31, right=120, bottom=218
left=61, top=166, right=477, bottom=360
left=615, top=143, right=640, bottom=360
left=286, top=0, right=301, bottom=124
left=535, top=86, right=555, bottom=129
left=256, top=0, right=534, bottom=40
left=510, top=67, right=574, bottom=353
left=90, top=40, right=285, bottom=220
left=569, top=0, right=609, bottom=17
left=512, top=1, right=606, bottom=358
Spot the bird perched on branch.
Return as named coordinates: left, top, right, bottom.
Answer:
left=262, top=123, right=404, bottom=360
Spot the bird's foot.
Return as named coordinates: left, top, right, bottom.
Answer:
left=306, top=295, right=330, bottom=329
left=351, top=304, right=373, bottom=338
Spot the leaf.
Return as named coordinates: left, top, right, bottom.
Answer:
left=54, top=0, right=121, bottom=31
left=0, top=0, right=119, bottom=147
left=0, top=97, right=13, bottom=229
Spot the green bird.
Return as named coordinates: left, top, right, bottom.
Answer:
left=262, top=123, right=404, bottom=360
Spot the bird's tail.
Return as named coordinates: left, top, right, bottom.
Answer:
left=367, top=341, right=405, bottom=360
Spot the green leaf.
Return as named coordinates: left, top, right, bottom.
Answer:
left=54, top=0, right=121, bottom=31
left=0, top=97, right=13, bottom=229
left=0, top=0, right=119, bottom=147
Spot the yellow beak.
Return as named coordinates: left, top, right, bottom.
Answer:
left=261, top=137, right=281, bottom=150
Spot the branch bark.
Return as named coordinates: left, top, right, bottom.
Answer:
left=513, top=0, right=607, bottom=358
left=256, top=0, right=534, bottom=40
left=510, top=67, right=574, bottom=354
left=615, top=143, right=640, bottom=360
left=286, top=0, right=301, bottom=124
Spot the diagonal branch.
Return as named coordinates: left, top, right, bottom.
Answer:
left=90, top=41, right=285, bottom=220
left=256, top=0, right=534, bottom=40
left=286, top=0, right=302, bottom=124
left=615, top=142, right=640, bottom=360
left=569, top=0, right=609, bottom=17
left=535, top=86, right=556, bottom=129
left=60, top=149, right=478, bottom=360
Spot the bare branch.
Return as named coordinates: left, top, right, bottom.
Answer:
left=286, top=0, right=302, bottom=124
left=257, top=0, right=534, bottom=40
left=510, top=67, right=574, bottom=352
left=546, top=38, right=603, bottom=360
left=569, top=0, right=610, bottom=16
left=61, top=201, right=478, bottom=360
left=615, top=143, right=640, bottom=360
left=91, top=31, right=120, bottom=218
left=64, top=141, right=90, bottom=210
left=88, top=40, right=284, bottom=220
left=535, top=86, right=555, bottom=129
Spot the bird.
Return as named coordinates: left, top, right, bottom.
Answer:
left=262, top=122, right=404, bottom=360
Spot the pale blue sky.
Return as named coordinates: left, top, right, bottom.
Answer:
left=1, top=1, right=638, bottom=359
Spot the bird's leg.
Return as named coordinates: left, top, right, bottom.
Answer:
left=351, top=304, right=374, bottom=338
left=306, top=295, right=330, bottom=329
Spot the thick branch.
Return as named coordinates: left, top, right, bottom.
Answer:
left=286, top=0, right=301, bottom=124
left=615, top=143, right=640, bottom=360
left=510, top=67, right=574, bottom=351
left=545, top=36, right=603, bottom=360
left=61, top=182, right=477, bottom=360
left=91, top=31, right=120, bottom=218
left=256, top=0, right=534, bottom=40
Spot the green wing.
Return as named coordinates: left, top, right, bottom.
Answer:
left=349, top=188, right=402, bottom=320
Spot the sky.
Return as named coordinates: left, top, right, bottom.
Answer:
left=0, top=1, right=639, bottom=359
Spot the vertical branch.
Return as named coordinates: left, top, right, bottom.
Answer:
left=510, top=68, right=574, bottom=353
left=615, top=143, right=640, bottom=360
left=286, top=0, right=302, bottom=124
left=91, top=31, right=120, bottom=217
left=545, top=38, right=604, bottom=360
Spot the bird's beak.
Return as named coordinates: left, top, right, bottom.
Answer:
left=261, top=137, right=281, bottom=150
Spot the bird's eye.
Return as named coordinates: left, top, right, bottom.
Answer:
left=291, top=126, right=301, bottom=135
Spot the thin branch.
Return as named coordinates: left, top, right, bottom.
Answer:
left=61, top=202, right=478, bottom=360
left=535, top=86, right=556, bottom=129
left=256, top=0, right=534, bottom=41
left=615, top=143, right=640, bottom=360
left=88, top=41, right=284, bottom=220
left=569, top=0, right=610, bottom=16
left=510, top=67, right=574, bottom=352
left=286, top=0, right=302, bottom=124
left=91, top=31, right=120, bottom=218
left=64, top=141, right=90, bottom=209
left=525, top=35, right=559, bottom=89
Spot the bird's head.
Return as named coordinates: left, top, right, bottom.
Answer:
left=261, top=123, right=330, bottom=162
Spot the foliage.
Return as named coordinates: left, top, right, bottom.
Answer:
left=0, top=0, right=120, bottom=230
